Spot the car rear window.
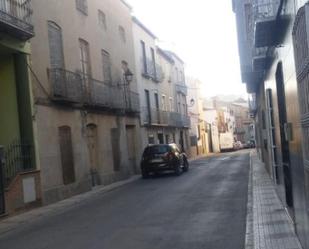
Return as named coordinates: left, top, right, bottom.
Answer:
left=143, top=145, right=170, bottom=155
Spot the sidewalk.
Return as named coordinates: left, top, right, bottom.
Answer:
left=247, top=151, right=302, bottom=249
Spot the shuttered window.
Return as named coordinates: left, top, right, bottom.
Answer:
left=48, top=21, right=65, bottom=69
left=58, top=126, right=75, bottom=185
left=102, top=50, right=112, bottom=84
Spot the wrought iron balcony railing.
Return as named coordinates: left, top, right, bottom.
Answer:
left=49, top=68, right=84, bottom=103
left=125, top=91, right=140, bottom=113
left=141, top=58, right=164, bottom=83
left=0, top=0, right=34, bottom=40
left=169, top=112, right=190, bottom=128
left=252, top=0, right=284, bottom=47
left=175, top=84, right=188, bottom=96
left=49, top=68, right=140, bottom=113
left=248, top=93, right=257, bottom=116
left=143, top=108, right=190, bottom=128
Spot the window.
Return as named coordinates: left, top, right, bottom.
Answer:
left=154, top=93, right=159, bottom=110
left=175, top=67, right=179, bottom=82
left=102, top=50, right=112, bottom=83
left=76, top=0, right=88, bottom=15
left=169, top=97, right=173, bottom=112
left=98, top=10, right=107, bottom=29
left=179, top=71, right=183, bottom=83
left=58, top=126, right=75, bottom=185
left=151, top=47, right=156, bottom=77
left=48, top=21, right=65, bottom=68
left=119, top=26, right=126, bottom=43
left=141, top=40, right=147, bottom=74
left=161, top=95, right=166, bottom=111
left=79, top=39, right=91, bottom=78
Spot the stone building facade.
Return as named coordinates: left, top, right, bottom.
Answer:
left=29, top=0, right=141, bottom=204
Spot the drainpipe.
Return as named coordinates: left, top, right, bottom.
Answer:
left=0, top=146, right=5, bottom=215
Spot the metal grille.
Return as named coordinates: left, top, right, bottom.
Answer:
left=4, top=140, right=34, bottom=187
left=49, top=68, right=84, bottom=103
left=0, top=0, right=33, bottom=34
left=141, top=57, right=164, bottom=83
left=252, top=0, right=280, bottom=20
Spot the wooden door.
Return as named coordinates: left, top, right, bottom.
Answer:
left=86, top=124, right=99, bottom=186
left=58, top=126, right=75, bottom=185
left=126, top=126, right=136, bottom=174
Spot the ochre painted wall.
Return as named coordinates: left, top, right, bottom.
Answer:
left=0, top=54, right=21, bottom=147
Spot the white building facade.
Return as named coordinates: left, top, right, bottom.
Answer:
left=132, top=17, right=190, bottom=153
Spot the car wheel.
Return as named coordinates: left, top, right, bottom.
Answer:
left=174, top=162, right=182, bottom=176
left=183, top=159, right=189, bottom=172
left=142, top=169, right=149, bottom=179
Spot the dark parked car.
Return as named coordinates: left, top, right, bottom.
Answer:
left=140, top=144, right=189, bottom=178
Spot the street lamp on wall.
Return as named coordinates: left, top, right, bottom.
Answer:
left=124, top=69, right=134, bottom=85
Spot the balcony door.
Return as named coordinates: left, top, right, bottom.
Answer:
left=48, top=21, right=65, bottom=97
left=48, top=21, right=65, bottom=69
left=145, top=90, right=151, bottom=124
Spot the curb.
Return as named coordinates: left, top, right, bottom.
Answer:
left=0, top=175, right=141, bottom=237
left=245, top=152, right=254, bottom=249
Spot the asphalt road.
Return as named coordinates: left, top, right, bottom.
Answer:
left=0, top=150, right=250, bottom=249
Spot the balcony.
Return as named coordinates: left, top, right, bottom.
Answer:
left=143, top=108, right=168, bottom=126
left=143, top=108, right=190, bottom=128
left=252, top=47, right=269, bottom=71
left=49, top=68, right=84, bottom=103
left=253, top=0, right=289, bottom=48
left=0, top=0, right=34, bottom=40
left=141, top=58, right=164, bottom=83
left=175, top=84, right=188, bottom=96
left=248, top=93, right=257, bottom=117
left=49, top=68, right=139, bottom=113
left=169, top=112, right=190, bottom=128
left=125, top=91, right=140, bottom=113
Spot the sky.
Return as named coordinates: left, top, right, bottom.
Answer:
left=127, top=0, right=247, bottom=98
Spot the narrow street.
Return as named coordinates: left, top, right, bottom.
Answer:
left=0, top=151, right=250, bottom=249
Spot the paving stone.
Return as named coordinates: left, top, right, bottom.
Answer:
left=249, top=152, right=302, bottom=249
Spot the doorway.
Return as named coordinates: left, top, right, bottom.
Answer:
left=86, top=124, right=100, bottom=186
left=158, top=133, right=164, bottom=144
left=126, top=126, right=137, bottom=174
left=275, top=62, right=294, bottom=208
